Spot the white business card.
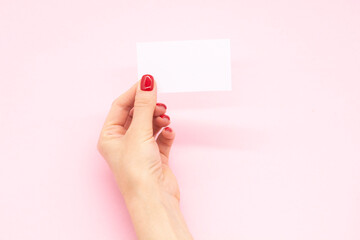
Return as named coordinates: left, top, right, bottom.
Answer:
left=136, top=39, right=232, bottom=93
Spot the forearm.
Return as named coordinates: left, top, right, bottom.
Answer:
left=123, top=185, right=193, bottom=240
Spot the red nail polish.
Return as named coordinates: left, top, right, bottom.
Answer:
left=156, top=103, right=167, bottom=109
left=160, top=114, right=170, bottom=121
left=141, top=74, right=154, bottom=91
left=165, top=127, right=172, bottom=132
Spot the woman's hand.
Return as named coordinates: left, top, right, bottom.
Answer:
left=97, top=75, right=193, bottom=240
left=97, top=74, right=178, bottom=200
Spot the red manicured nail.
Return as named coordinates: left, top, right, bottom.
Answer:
left=160, top=114, right=170, bottom=121
left=140, top=74, right=154, bottom=91
left=156, top=103, right=167, bottom=109
left=165, top=127, right=172, bottom=132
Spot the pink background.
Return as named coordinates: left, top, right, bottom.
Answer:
left=1, top=0, right=360, bottom=239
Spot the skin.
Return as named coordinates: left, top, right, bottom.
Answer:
left=97, top=78, right=193, bottom=240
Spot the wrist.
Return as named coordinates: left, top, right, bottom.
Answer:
left=123, top=183, right=180, bottom=219
left=123, top=185, right=192, bottom=240
left=115, top=171, right=162, bottom=201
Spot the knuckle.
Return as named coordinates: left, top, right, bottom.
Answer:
left=134, top=96, right=154, bottom=108
left=111, top=97, right=131, bottom=110
left=111, top=97, right=120, bottom=107
left=97, top=139, right=104, bottom=153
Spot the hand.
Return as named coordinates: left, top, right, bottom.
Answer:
left=97, top=74, right=179, bottom=200
left=97, top=75, right=192, bottom=240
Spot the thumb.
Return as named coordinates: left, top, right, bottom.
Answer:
left=128, top=74, right=157, bottom=138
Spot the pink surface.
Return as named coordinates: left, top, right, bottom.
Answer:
left=1, top=0, right=360, bottom=239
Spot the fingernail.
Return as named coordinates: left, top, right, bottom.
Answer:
left=141, top=74, right=154, bottom=91
left=160, top=114, right=170, bottom=121
left=165, top=127, right=172, bottom=132
left=156, top=103, right=167, bottom=109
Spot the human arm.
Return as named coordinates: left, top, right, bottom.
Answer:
left=97, top=75, right=193, bottom=240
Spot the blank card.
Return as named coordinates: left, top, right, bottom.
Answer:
left=136, top=39, right=232, bottom=93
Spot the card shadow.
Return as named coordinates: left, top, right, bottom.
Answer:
left=172, top=119, right=267, bottom=151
